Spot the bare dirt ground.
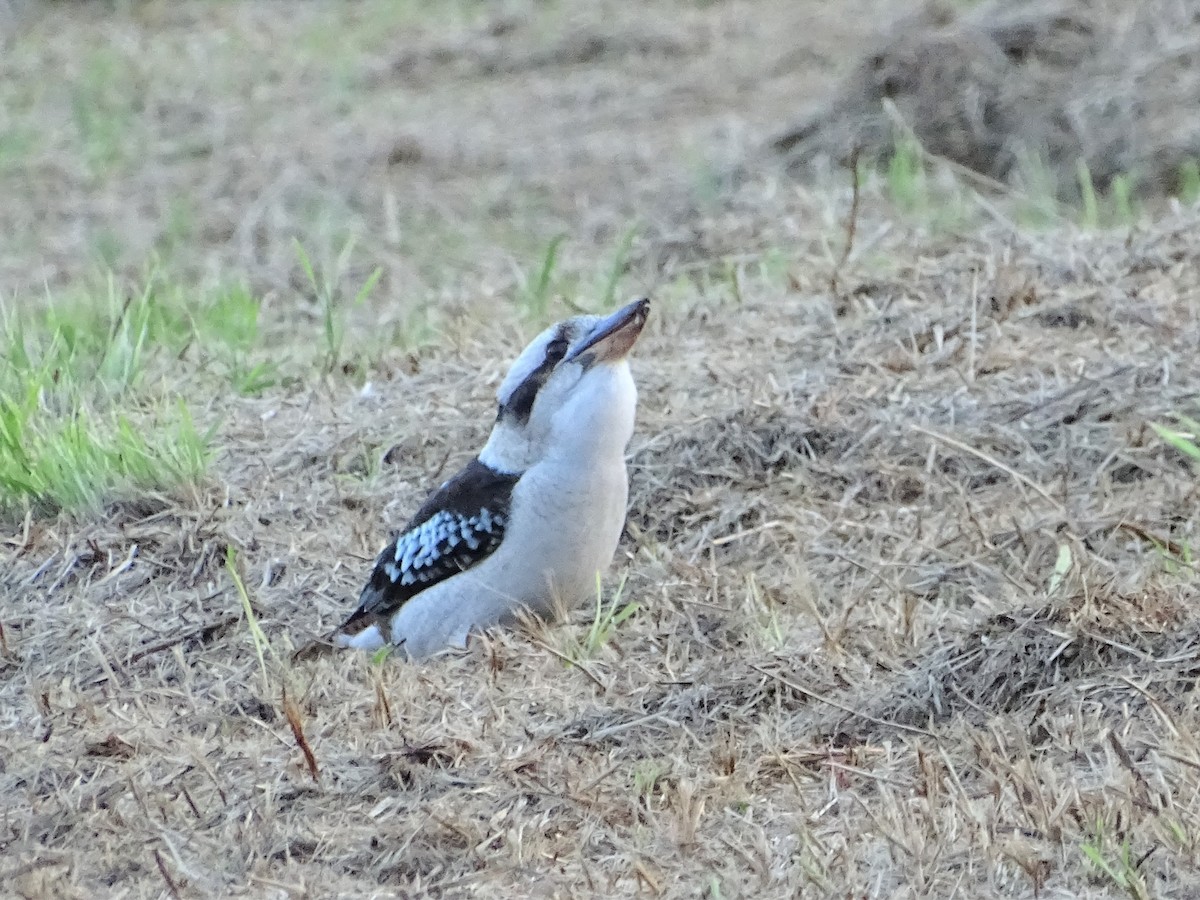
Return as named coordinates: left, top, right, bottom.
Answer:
left=4, top=1, right=1200, bottom=898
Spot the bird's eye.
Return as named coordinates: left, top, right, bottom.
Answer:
left=545, top=338, right=569, bottom=363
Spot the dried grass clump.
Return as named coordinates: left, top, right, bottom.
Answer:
left=841, top=587, right=1200, bottom=740
left=774, top=0, right=1200, bottom=197
left=628, top=406, right=849, bottom=553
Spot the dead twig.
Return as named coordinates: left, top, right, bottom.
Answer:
left=283, top=686, right=320, bottom=783
left=1108, top=730, right=1164, bottom=811
left=830, top=144, right=863, bottom=295
left=153, top=849, right=182, bottom=900
left=127, top=614, right=239, bottom=665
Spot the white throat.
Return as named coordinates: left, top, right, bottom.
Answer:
left=479, top=420, right=536, bottom=474
left=545, top=361, right=637, bottom=466
left=478, top=361, right=637, bottom=474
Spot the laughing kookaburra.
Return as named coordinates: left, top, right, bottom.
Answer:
left=335, top=297, right=650, bottom=657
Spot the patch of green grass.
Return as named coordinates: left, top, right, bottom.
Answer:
left=886, top=134, right=926, bottom=215
left=878, top=132, right=974, bottom=231
left=1152, top=414, right=1200, bottom=465
left=295, top=239, right=383, bottom=374
left=597, top=223, right=640, bottom=311
left=1145, top=414, right=1199, bottom=570
left=1108, top=173, right=1137, bottom=225
left=1012, top=148, right=1062, bottom=228
left=513, top=234, right=568, bottom=323
left=632, top=759, right=669, bottom=803
left=1014, top=154, right=1141, bottom=229
left=0, top=274, right=289, bottom=519
left=193, top=283, right=282, bottom=396
left=19, top=272, right=280, bottom=396
left=1177, top=159, right=1200, bottom=205
left=1080, top=820, right=1150, bottom=900
left=1076, top=162, right=1140, bottom=229
left=874, top=133, right=1146, bottom=232
left=29, top=275, right=188, bottom=391
left=197, top=283, right=262, bottom=348
left=0, top=384, right=212, bottom=520
left=744, top=574, right=785, bottom=649
left=567, top=574, right=639, bottom=661
left=509, top=224, right=646, bottom=325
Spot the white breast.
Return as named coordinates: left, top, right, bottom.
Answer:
left=382, top=456, right=628, bottom=657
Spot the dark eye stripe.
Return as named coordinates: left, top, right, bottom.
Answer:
left=498, top=326, right=570, bottom=424
left=499, top=371, right=544, bottom=423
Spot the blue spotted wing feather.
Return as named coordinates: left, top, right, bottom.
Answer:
left=341, top=457, right=519, bottom=632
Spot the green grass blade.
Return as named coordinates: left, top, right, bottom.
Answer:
left=226, top=546, right=273, bottom=693
left=1151, top=422, right=1200, bottom=462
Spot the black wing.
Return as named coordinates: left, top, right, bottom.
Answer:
left=340, top=457, right=520, bottom=632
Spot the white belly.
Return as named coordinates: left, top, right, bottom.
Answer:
left=385, top=456, right=629, bottom=657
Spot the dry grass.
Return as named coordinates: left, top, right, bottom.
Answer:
left=7, top=212, right=1200, bottom=896
left=4, top=1, right=1200, bottom=898
left=774, top=0, right=1200, bottom=203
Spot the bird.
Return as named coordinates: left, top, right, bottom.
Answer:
left=334, top=296, right=650, bottom=658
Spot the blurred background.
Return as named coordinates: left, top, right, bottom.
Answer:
left=3, top=0, right=1196, bottom=311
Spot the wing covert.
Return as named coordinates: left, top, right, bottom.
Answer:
left=341, top=457, right=520, bottom=632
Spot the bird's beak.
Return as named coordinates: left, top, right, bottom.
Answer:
left=566, top=297, right=650, bottom=366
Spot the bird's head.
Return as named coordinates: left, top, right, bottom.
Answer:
left=480, top=297, right=650, bottom=473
